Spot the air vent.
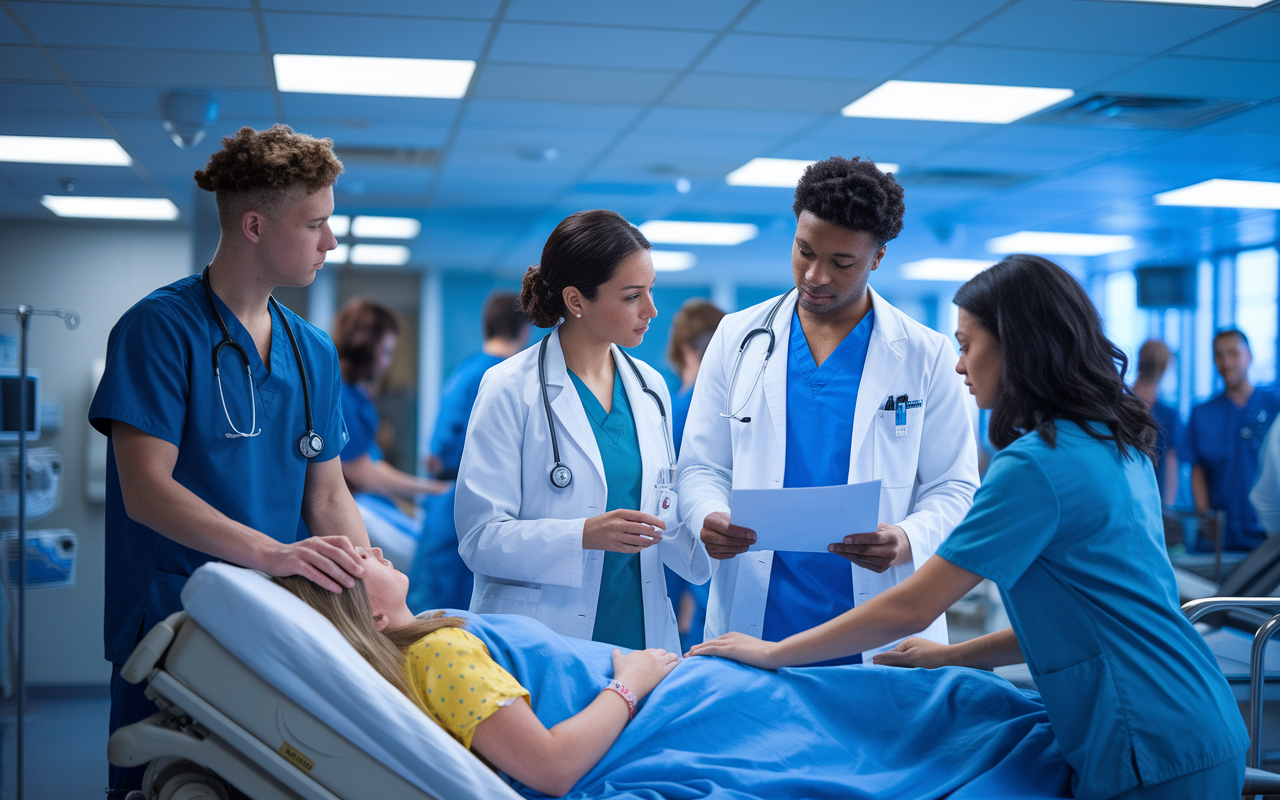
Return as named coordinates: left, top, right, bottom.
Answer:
left=896, top=169, right=1038, bottom=189
left=1031, top=93, right=1254, bottom=130
left=334, top=146, right=439, bottom=167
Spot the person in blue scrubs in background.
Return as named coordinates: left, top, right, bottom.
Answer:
left=1186, top=328, right=1280, bottom=552
left=692, top=254, right=1247, bottom=800
left=1131, top=339, right=1180, bottom=505
left=407, top=290, right=529, bottom=612
left=89, top=125, right=369, bottom=799
left=333, top=297, right=449, bottom=568
left=663, top=298, right=724, bottom=649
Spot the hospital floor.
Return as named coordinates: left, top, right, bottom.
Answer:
left=0, top=685, right=110, bottom=800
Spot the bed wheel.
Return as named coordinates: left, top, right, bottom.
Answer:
left=141, top=757, right=231, bottom=800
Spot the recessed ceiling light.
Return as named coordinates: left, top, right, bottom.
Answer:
left=1105, top=0, right=1268, bottom=6
left=274, top=54, right=475, bottom=99
left=328, top=215, right=350, bottom=237
left=987, top=231, right=1135, bottom=256
left=327, top=244, right=350, bottom=264
left=900, top=258, right=994, bottom=281
left=351, top=244, right=411, bottom=266
left=41, top=195, right=178, bottom=220
left=650, top=251, right=697, bottom=271
left=726, top=158, right=899, bottom=188
left=351, top=215, right=421, bottom=239
left=842, top=80, right=1074, bottom=124
left=0, top=135, right=132, bottom=166
left=639, top=221, right=758, bottom=246
left=1154, top=178, right=1280, bottom=210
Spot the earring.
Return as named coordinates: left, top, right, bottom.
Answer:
left=574, top=313, right=582, bottom=318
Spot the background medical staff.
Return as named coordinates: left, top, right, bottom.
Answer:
left=1186, top=328, right=1280, bottom=552
left=333, top=297, right=449, bottom=568
left=1131, top=339, right=1180, bottom=505
left=408, top=290, right=529, bottom=613
left=678, top=156, right=978, bottom=661
left=691, top=254, right=1248, bottom=800
left=455, top=209, right=710, bottom=653
left=88, top=125, right=369, bottom=798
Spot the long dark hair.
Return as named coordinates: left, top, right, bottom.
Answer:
left=332, top=297, right=399, bottom=384
left=953, top=254, right=1159, bottom=461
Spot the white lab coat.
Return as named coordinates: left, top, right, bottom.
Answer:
left=456, top=328, right=711, bottom=653
left=677, top=287, right=979, bottom=659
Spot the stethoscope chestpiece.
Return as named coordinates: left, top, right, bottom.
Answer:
left=299, top=431, right=324, bottom=459
left=550, top=464, right=572, bottom=489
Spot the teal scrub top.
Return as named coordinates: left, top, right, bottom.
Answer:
left=569, top=367, right=646, bottom=651
left=937, top=420, right=1247, bottom=800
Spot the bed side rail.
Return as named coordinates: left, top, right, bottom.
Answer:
left=121, top=611, right=188, bottom=685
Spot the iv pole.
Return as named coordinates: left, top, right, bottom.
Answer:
left=1, top=305, right=78, bottom=800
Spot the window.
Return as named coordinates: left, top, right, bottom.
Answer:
left=1234, top=247, right=1278, bottom=385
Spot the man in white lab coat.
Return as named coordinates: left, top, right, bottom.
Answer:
left=677, top=156, right=978, bottom=663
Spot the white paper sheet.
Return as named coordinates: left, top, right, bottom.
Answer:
left=733, top=480, right=881, bottom=553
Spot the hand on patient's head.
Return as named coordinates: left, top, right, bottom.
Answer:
left=611, top=648, right=679, bottom=701
left=261, top=535, right=365, bottom=593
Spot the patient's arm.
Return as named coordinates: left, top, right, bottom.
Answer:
left=341, top=452, right=449, bottom=500
left=871, top=628, right=1024, bottom=670
left=470, top=648, right=677, bottom=797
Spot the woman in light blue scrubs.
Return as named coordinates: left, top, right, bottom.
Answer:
left=691, top=254, right=1247, bottom=799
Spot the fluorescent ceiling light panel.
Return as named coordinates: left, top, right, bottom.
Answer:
left=351, top=244, right=411, bottom=266
left=328, top=244, right=350, bottom=264
left=274, top=54, right=475, bottom=99
left=639, top=221, right=758, bottom=246
left=726, top=158, right=898, bottom=187
left=841, top=80, right=1074, bottom=124
left=0, top=135, right=132, bottom=166
left=1154, top=178, right=1280, bottom=210
left=901, top=258, right=994, bottom=281
left=650, top=251, right=697, bottom=271
left=1111, top=0, right=1269, bottom=6
left=988, top=231, right=1135, bottom=256
left=351, top=215, right=421, bottom=239
left=41, top=195, right=178, bottom=220
left=328, top=215, right=350, bottom=237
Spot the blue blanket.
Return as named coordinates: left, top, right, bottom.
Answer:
left=456, top=612, right=1072, bottom=800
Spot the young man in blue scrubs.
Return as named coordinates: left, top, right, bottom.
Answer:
left=678, top=157, right=978, bottom=662
left=1186, top=328, right=1280, bottom=552
left=89, top=125, right=370, bottom=798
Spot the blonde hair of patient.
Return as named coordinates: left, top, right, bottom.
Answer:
left=273, top=575, right=465, bottom=712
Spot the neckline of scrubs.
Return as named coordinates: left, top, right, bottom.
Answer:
left=206, top=286, right=290, bottom=392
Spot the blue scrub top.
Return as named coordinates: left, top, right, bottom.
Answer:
left=1150, top=399, right=1180, bottom=502
left=339, top=381, right=383, bottom=462
left=938, top=420, right=1247, bottom=799
left=1186, top=389, right=1280, bottom=551
left=569, top=367, right=646, bottom=651
left=430, top=352, right=503, bottom=478
left=761, top=309, right=874, bottom=666
left=89, top=275, right=347, bottom=664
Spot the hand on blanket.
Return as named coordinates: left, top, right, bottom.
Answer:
left=871, top=637, right=953, bottom=669
left=584, top=509, right=665, bottom=553
left=260, top=535, right=364, bottom=594
left=612, top=648, right=680, bottom=700
left=686, top=632, right=783, bottom=670
left=828, top=524, right=912, bottom=573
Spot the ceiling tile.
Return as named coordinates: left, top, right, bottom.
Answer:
left=463, top=99, right=642, bottom=132
left=961, top=0, right=1244, bottom=54
left=488, top=22, right=715, bottom=70
left=1175, top=12, right=1280, bottom=61
left=31, top=0, right=250, bottom=6
left=505, top=0, right=747, bottom=30
left=737, top=0, right=1010, bottom=43
left=263, top=12, right=489, bottom=59
left=807, top=116, right=993, bottom=147
left=1202, top=102, right=1280, bottom=135
left=0, top=8, right=28, bottom=43
left=697, top=34, right=932, bottom=81
left=295, top=122, right=452, bottom=151
left=0, top=82, right=85, bottom=113
left=903, top=45, right=1143, bottom=88
left=78, top=87, right=277, bottom=120
left=665, top=73, right=872, bottom=112
left=261, top=0, right=498, bottom=15
left=978, top=124, right=1165, bottom=153
left=917, top=144, right=1094, bottom=173
left=1097, top=55, right=1280, bottom=101
left=0, top=162, right=157, bottom=199
left=0, top=112, right=108, bottom=137
left=0, top=44, right=59, bottom=81
left=280, top=94, right=460, bottom=125
left=474, top=64, right=675, bottom=104
left=639, top=107, right=819, bottom=137
left=10, top=2, right=258, bottom=51
left=47, top=47, right=270, bottom=89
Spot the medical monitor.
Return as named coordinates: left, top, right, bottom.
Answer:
left=0, top=368, right=39, bottom=442
left=1135, top=265, right=1196, bottom=310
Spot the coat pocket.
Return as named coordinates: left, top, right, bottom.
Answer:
left=477, top=582, right=543, bottom=616
left=873, top=411, right=920, bottom=489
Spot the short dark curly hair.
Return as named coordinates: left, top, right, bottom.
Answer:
left=792, top=156, right=905, bottom=246
left=194, top=125, right=343, bottom=229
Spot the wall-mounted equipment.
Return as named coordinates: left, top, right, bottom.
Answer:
left=1136, top=265, right=1197, bottom=309
left=0, top=447, right=61, bottom=520
left=2, top=529, right=77, bottom=590
left=1, top=368, right=39, bottom=442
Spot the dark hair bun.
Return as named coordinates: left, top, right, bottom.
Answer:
left=520, top=266, right=563, bottom=329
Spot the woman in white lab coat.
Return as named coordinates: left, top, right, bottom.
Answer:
left=455, top=209, right=710, bottom=653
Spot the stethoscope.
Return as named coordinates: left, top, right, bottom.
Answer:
left=720, top=288, right=795, bottom=424
left=202, top=267, right=324, bottom=458
left=538, top=332, right=676, bottom=489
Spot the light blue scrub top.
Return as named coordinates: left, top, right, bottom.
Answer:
left=569, top=367, right=646, bottom=651
left=761, top=309, right=874, bottom=666
left=339, top=381, right=383, bottom=463
left=937, top=420, right=1247, bottom=800
left=89, top=275, right=347, bottom=664
left=1185, top=389, right=1280, bottom=551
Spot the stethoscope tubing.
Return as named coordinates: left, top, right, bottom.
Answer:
left=721, top=288, right=794, bottom=423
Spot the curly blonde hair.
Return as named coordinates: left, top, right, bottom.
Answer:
left=194, top=124, right=343, bottom=227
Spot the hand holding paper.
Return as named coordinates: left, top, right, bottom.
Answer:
left=731, top=480, right=881, bottom=554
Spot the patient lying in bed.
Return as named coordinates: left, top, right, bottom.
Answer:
left=272, top=545, right=1072, bottom=800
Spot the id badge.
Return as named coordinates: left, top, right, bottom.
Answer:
left=895, top=401, right=907, bottom=438
left=656, top=486, right=680, bottom=530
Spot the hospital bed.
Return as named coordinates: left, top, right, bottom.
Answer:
left=108, top=563, right=522, bottom=800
